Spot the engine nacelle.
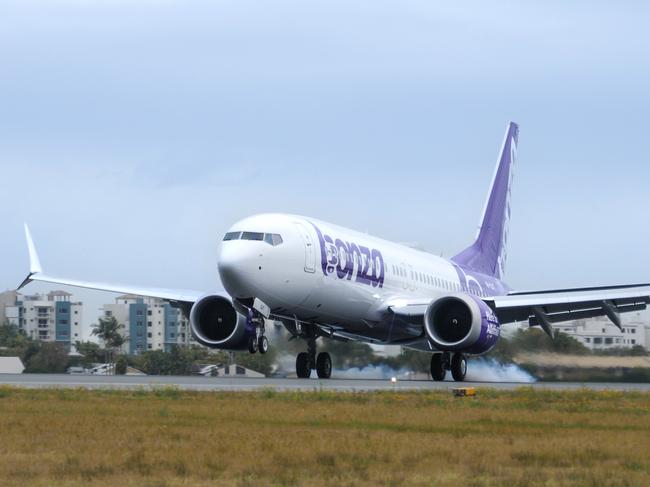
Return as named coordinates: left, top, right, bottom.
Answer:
left=424, top=293, right=500, bottom=355
left=189, top=295, right=251, bottom=350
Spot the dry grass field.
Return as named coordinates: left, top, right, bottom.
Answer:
left=0, top=386, right=648, bottom=486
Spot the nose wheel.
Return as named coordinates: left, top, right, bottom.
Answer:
left=247, top=310, right=269, bottom=354
left=258, top=335, right=269, bottom=354
left=248, top=335, right=258, bottom=354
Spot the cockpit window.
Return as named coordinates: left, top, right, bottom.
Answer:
left=264, top=233, right=284, bottom=246
left=223, top=231, right=283, bottom=245
left=241, top=231, right=264, bottom=241
left=223, top=231, right=241, bottom=241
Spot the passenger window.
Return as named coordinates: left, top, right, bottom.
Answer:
left=223, top=231, right=241, bottom=241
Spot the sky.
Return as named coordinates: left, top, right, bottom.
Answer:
left=1, top=1, right=649, bottom=337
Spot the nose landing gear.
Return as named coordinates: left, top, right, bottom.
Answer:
left=247, top=311, right=269, bottom=354
left=430, top=352, right=467, bottom=382
left=258, top=335, right=269, bottom=354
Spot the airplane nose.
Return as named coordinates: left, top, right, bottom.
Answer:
left=218, top=243, right=260, bottom=298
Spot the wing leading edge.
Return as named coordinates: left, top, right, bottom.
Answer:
left=18, top=224, right=206, bottom=305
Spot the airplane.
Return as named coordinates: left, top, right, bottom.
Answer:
left=18, top=122, right=650, bottom=381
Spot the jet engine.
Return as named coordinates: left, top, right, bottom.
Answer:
left=423, top=293, right=500, bottom=355
left=189, top=295, right=251, bottom=350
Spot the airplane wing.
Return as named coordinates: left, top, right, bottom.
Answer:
left=18, top=224, right=206, bottom=305
left=489, top=284, right=650, bottom=337
left=388, top=284, right=650, bottom=339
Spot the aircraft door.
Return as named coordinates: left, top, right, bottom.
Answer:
left=408, top=264, right=416, bottom=291
left=294, top=222, right=316, bottom=273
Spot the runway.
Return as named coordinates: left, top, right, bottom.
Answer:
left=0, top=374, right=648, bottom=392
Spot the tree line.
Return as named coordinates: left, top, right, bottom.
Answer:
left=1, top=318, right=646, bottom=375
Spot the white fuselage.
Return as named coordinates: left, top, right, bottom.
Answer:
left=218, top=213, right=497, bottom=333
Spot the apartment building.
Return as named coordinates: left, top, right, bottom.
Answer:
left=101, top=295, right=191, bottom=354
left=1, top=290, right=82, bottom=349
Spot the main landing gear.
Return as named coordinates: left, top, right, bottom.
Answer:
left=430, top=352, right=467, bottom=382
left=295, top=326, right=332, bottom=379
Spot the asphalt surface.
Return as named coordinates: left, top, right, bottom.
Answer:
left=0, top=374, right=648, bottom=392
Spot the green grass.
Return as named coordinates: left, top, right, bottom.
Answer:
left=0, top=387, right=648, bottom=486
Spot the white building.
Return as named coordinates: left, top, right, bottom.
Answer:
left=0, top=357, right=25, bottom=374
left=0, top=290, right=19, bottom=325
left=556, top=314, right=650, bottom=351
left=2, top=290, right=82, bottom=350
left=198, top=363, right=265, bottom=378
left=101, top=295, right=192, bottom=354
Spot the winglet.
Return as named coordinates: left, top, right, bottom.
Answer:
left=25, top=224, right=43, bottom=274
left=18, top=224, right=43, bottom=290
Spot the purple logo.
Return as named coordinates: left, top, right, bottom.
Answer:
left=311, top=223, right=384, bottom=288
left=485, top=309, right=500, bottom=337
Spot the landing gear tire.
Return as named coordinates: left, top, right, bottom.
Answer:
left=430, top=353, right=446, bottom=381
left=258, top=335, right=269, bottom=354
left=316, top=352, right=332, bottom=379
left=451, top=353, right=467, bottom=382
left=296, top=352, right=312, bottom=379
left=248, top=335, right=258, bottom=354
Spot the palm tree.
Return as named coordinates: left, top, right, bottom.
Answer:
left=91, top=316, right=127, bottom=373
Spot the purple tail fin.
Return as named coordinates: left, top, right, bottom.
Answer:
left=452, top=122, right=519, bottom=279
